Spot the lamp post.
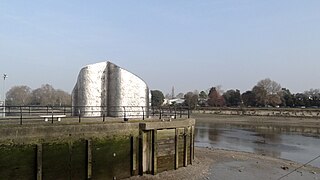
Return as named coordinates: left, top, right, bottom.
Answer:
left=3, top=74, right=8, bottom=117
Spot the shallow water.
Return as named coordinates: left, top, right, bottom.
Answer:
left=195, top=121, right=320, bottom=168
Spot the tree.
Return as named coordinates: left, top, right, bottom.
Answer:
left=223, top=89, right=241, bottom=107
left=252, top=86, right=267, bottom=107
left=304, top=89, right=320, bottom=107
left=31, top=84, right=71, bottom=106
left=55, top=89, right=72, bottom=106
left=6, top=85, right=32, bottom=105
left=151, top=90, right=164, bottom=107
left=208, top=87, right=225, bottom=107
left=294, top=93, right=309, bottom=107
left=184, top=92, right=198, bottom=109
left=257, top=78, right=281, bottom=95
left=241, top=91, right=256, bottom=107
left=254, top=78, right=282, bottom=107
left=281, top=88, right=294, bottom=107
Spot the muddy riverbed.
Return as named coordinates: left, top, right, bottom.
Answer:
left=193, top=114, right=320, bottom=168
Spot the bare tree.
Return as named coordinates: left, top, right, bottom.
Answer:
left=255, top=78, right=282, bottom=106
left=6, top=86, right=32, bottom=105
left=31, top=84, right=71, bottom=106
left=184, top=92, right=198, bottom=109
left=257, top=78, right=281, bottom=95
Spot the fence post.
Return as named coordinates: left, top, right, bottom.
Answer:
left=103, top=113, right=105, bottom=122
left=20, top=106, right=22, bottom=125
left=78, top=109, right=81, bottom=123
left=51, top=106, right=54, bottom=124
left=188, top=108, right=190, bottom=118
left=123, top=107, right=127, bottom=121
left=142, top=107, right=144, bottom=120
left=180, top=108, right=182, bottom=118
left=159, top=108, right=162, bottom=119
left=174, top=107, right=177, bottom=119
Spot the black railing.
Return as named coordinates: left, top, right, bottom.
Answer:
left=0, top=105, right=191, bottom=125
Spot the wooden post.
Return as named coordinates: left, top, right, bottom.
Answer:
left=152, top=130, right=157, bottom=175
left=190, top=126, right=194, bottom=164
left=175, top=128, right=179, bottom=169
left=138, top=129, right=144, bottom=175
left=184, top=128, right=188, bottom=167
left=131, top=136, right=136, bottom=176
left=86, top=140, right=92, bottom=179
left=37, top=144, right=42, bottom=180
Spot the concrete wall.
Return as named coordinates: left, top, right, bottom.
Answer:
left=0, top=119, right=195, bottom=179
left=72, top=62, right=149, bottom=118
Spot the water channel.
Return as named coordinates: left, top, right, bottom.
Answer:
left=195, top=120, right=320, bottom=168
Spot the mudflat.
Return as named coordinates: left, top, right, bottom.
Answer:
left=126, top=147, right=320, bottom=180
left=126, top=114, right=320, bottom=180
left=192, top=113, right=320, bottom=128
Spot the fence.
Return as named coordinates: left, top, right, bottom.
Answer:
left=0, top=105, right=191, bottom=125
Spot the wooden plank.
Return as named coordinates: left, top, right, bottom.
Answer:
left=37, top=144, right=42, bottom=180
left=86, top=140, right=92, bottom=179
left=131, top=136, right=136, bottom=176
left=175, top=128, right=179, bottom=169
left=190, top=126, right=194, bottom=164
left=152, top=130, right=157, bottom=175
left=184, top=127, right=188, bottom=167
left=138, top=129, right=144, bottom=175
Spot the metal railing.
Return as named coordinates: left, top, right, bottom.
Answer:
left=0, top=105, right=191, bottom=125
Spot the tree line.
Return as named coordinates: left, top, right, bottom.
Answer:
left=5, top=84, right=71, bottom=106
left=151, top=78, right=320, bottom=109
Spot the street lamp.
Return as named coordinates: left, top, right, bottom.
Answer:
left=3, top=74, right=8, bottom=117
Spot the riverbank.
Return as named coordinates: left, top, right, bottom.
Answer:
left=192, top=113, right=320, bottom=128
left=126, top=147, right=320, bottom=180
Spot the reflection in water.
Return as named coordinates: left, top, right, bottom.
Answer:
left=195, top=122, right=320, bottom=168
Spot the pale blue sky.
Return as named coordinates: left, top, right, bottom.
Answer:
left=1, top=0, right=320, bottom=95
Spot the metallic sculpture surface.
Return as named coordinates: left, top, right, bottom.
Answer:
left=72, top=62, right=149, bottom=118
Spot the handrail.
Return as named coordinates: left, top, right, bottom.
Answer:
left=0, top=105, right=191, bottom=125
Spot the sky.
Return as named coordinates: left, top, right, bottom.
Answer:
left=1, top=0, right=320, bottom=97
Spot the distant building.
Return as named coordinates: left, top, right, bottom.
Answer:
left=163, top=98, right=185, bottom=105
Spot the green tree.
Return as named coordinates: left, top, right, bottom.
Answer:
left=223, top=89, right=241, bottom=107
left=151, top=90, right=164, bottom=107
left=241, top=91, right=256, bottom=107
left=281, top=88, right=294, bottom=107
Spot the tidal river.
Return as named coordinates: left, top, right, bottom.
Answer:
left=195, top=119, right=320, bottom=168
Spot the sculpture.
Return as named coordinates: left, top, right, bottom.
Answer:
left=72, top=62, right=149, bottom=118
